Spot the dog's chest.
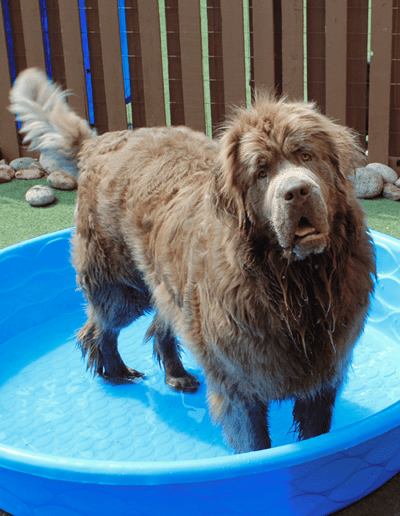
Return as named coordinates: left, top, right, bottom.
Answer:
left=192, top=264, right=344, bottom=397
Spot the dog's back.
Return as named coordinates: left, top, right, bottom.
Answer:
left=74, top=125, right=218, bottom=292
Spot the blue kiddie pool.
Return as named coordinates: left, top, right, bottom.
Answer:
left=0, top=228, right=399, bottom=516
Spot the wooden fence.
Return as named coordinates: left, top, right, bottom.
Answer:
left=0, top=0, right=399, bottom=174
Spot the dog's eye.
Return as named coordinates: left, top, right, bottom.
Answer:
left=301, top=152, right=312, bottom=162
left=258, top=168, right=268, bottom=179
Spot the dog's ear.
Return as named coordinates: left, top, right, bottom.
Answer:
left=327, top=123, right=367, bottom=179
left=212, top=126, right=247, bottom=228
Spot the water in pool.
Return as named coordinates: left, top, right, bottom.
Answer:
left=0, top=308, right=399, bottom=463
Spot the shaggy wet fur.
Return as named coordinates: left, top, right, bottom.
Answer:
left=10, top=68, right=376, bottom=453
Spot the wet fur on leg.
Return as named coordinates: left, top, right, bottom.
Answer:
left=145, top=313, right=200, bottom=393
left=75, top=277, right=152, bottom=382
left=292, top=384, right=338, bottom=440
left=208, top=386, right=271, bottom=452
left=77, top=321, right=145, bottom=383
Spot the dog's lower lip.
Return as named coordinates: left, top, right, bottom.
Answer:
left=293, top=232, right=329, bottom=253
left=294, top=232, right=321, bottom=244
left=294, top=227, right=317, bottom=238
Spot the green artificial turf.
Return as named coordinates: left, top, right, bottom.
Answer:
left=359, top=198, right=400, bottom=239
left=0, top=178, right=77, bottom=249
left=1, top=178, right=400, bottom=250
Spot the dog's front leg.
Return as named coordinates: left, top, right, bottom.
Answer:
left=209, top=388, right=271, bottom=453
left=292, top=383, right=338, bottom=441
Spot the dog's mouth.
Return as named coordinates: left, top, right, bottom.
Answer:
left=293, top=217, right=317, bottom=241
left=281, top=216, right=329, bottom=260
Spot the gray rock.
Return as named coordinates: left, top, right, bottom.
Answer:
left=0, top=172, right=13, bottom=183
left=382, top=183, right=400, bottom=201
left=0, top=165, right=15, bottom=183
left=47, top=171, right=77, bottom=190
left=366, top=163, right=398, bottom=184
left=16, top=168, right=45, bottom=180
left=25, top=185, right=56, bottom=206
left=354, top=167, right=384, bottom=198
left=10, top=157, right=38, bottom=171
left=395, top=178, right=400, bottom=188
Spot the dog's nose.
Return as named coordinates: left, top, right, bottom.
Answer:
left=282, top=180, right=310, bottom=205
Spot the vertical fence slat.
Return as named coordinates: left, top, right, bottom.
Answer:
left=178, top=0, right=205, bottom=132
left=208, top=0, right=225, bottom=132
left=248, top=0, right=254, bottom=96
left=124, top=0, right=146, bottom=129
left=58, top=0, right=88, bottom=120
left=325, top=0, right=347, bottom=124
left=83, top=2, right=107, bottom=134
left=307, top=0, right=325, bottom=111
left=19, top=0, right=46, bottom=70
left=8, top=1, right=27, bottom=76
left=281, top=0, right=304, bottom=100
left=137, top=0, right=166, bottom=127
left=0, top=5, right=20, bottom=161
left=97, top=0, right=127, bottom=131
left=165, top=0, right=184, bottom=125
left=220, top=0, right=246, bottom=111
left=252, top=0, right=274, bottom=91
left=46, top=0, right=65, bottom=86
left=389, top=1, right=400, bottom=166
left=346, top=2, right=368, bottom=144
left=368, top=0, right=392, bottom=164
left=273, top=0, right=282, bottom=96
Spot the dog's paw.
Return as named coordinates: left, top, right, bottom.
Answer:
left=166, top=372, right=200, bottom=393
left=102, top=367, right=145, bottom=385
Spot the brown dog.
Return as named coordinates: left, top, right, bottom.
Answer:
left=10, top=68, right=375, bottom=453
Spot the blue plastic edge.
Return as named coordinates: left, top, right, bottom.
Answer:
left=0, top=227, right=74, bottom=255
left=0, top=228, right=399, bottom=487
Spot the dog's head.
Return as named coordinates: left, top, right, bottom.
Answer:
left=213, top=93, right=366, bottom=260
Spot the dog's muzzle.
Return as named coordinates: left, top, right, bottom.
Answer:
left=268, top=165, right=330, bottom=260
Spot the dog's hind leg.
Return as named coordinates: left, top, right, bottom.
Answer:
left=77, top=277, right=151, bottom=383
left=78, top=320, right=143, bottom=382
left=292, top=383, right=338, bottom=440
left=145, top=312, right=200, bottom=393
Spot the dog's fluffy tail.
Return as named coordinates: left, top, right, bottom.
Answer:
left=9, top=68, right=95, bottom=175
